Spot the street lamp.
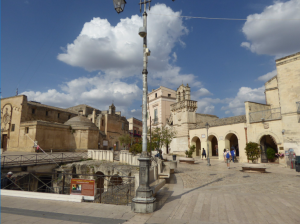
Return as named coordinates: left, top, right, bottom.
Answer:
left=113, top=0, right=126, bottom=14
left=112, top=0, right=175, bottom=213
left=205, top=122, right=211, bottom=166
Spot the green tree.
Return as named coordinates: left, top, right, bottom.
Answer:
left=119, top=133, right=132, bottom=150
left=245, top=142, right=261, bottom=163
left=149, top=126, right=176, bottom=152
left=129, top=138, right=152, bottom=155
left=185, top=145, right=195, bottom=158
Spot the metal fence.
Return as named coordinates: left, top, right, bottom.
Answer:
left=1, top=152, right=88, bottom=168
left=249, top=107, right=281, bottom=123
left=1, top=171, right=135, bottom=206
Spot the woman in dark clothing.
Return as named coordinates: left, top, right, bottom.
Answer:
left=202, top=148, right=206, bottom=160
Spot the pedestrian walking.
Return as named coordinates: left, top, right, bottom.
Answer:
left=230, top=146, right=235, bottom=163
left=202, top=148, right=206, bottom=160
left=223, top=149, right=226, bottom=162
left=225, top=149, right=231, bottom=169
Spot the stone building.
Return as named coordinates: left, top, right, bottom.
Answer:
left=154, top=52, right=299, bottom=167
left=1, top=95, right=129, bottom=152
left=147, top=86, right=176, bottom=127
left=127, top=117, right=142, bottom=144
left=189, top=52, right=300, bottom=165
left=68, top=103, right=129, bottom=150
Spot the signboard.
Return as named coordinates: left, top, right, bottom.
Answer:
left=70, top=179, right=95, bottom=197
left=201, top=134, right=205, bottom=138
left=103, top=140, right=108, bottom=146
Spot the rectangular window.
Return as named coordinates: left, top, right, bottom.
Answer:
left=155, top=93, right=157, bottom=98
left=11, top=124, right=15, bottom=132
left=154, top=109, right=157, bottom=119
left=102, top=120, right=104, bottom=126
left=134, top=130, right=136, bottom=134
left=58, top=113, right=60, bottom=118
left=46, top=111, right=48, bottom=116
left=32, top=109, right=35, bottom=114
left=25, top=127, right=29, bottom=133
left=168, top=94, right=171, bottom=97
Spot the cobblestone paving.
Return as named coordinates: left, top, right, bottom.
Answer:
left=177, top=158, right=300, bottom=195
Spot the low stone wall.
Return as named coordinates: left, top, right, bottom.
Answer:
left=119, top=150, right=140, bottom=166
left=88, top=150, right=114, bottom=162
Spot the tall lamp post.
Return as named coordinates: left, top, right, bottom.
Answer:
left=113, top=0, right=175, bottom=213
left=205, top=122, right=211, bottom=166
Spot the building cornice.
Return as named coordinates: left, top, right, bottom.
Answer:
left=276, top=52, right=300, bottom=66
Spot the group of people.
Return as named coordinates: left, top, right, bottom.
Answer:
left=201, top=146, right=237, bottom=169
left=224, top=147, right=237, bottom=169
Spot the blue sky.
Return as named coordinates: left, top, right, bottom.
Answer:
left=1, top=0, right=300, bottom=119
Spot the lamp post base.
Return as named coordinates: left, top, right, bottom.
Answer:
left=131, top=197, right=156, bottom=213
left=207, top=158, right=211, bottom=166
left=131, top=152, right=156, bottom=213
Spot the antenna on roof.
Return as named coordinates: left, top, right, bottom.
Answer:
left=16, top=88, right=18, bottom=96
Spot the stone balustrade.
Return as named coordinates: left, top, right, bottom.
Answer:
left=170, top=100, right=197, bottom=112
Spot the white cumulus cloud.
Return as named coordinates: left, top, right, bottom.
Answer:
left=222, top=86, right=266, bottom=115
left=57, top=4, right=197, bottom=88
left=257, top=70, right=277, bottom=82
left=241, top=0, right=300, bottom=57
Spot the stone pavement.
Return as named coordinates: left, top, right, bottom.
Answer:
left=1, top=157, right=300, bottom=224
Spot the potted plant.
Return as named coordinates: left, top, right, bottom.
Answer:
left=266, top=147, right=276, bottom=162
left=185, top=145, right=195, bottom=158
left=245, top=142, right=261, bottom=163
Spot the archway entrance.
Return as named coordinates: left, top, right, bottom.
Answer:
left=225, top=133, right=239, bottom=157
left=208, top=135, right=218, bottom=156
left=260, top=135, right=278, bottom=163
left=191, top=136, right=201, bottom=156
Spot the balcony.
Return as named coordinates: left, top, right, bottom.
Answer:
left=249, top=107, right=281, bottom=123
left=170, top=100, right=197, bottom=112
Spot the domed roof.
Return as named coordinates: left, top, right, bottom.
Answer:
left=64, top=116, right=98, bottom=130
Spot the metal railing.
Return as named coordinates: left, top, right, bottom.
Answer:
left=1, top=152, right=88, bottom=168
left=1, top=171, right=135, bottom=206
left=249, top=107, right=281, bottom=123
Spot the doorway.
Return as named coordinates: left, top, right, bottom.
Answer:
left=260, top=135, right=278, bottom=163
left=2, top=134, right=8, bottom=152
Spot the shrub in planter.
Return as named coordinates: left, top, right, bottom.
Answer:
left=185, top=145, right=195, bottom=158
left=245, top=142, right=261, bottom=163
left=266, top=147, right=276, bottom=161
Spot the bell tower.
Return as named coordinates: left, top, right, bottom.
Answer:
left=170, top=84, right=197, bottom=153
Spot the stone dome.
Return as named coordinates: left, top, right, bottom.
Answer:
left=64, top=116, right=98, bottom=130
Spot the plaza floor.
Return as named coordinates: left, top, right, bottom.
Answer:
left=1, top=157, right=300, bottom=224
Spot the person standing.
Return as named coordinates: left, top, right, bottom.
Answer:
left=225, top=149, right=231, bottom=169
left=202, top=148, right=206, bottom=160
left=223, top=149, right=227, bottom=162
left=1, top=172, right=13, bottom=189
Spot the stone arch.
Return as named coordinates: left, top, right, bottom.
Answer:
left=256, top=131, right=280, bottom=145
left=259, top=134, right=279, bottom=163
left=110, top=175, right=122, bottom=186
left=225, top=133, right=239, bottom=156
left=191, top=136, right=201, bottom=156
left=224, top=130, right=240, bottom=140
left=208, top=134, right=218, bottom=156
left=96, top=171, right=105, bottom=194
